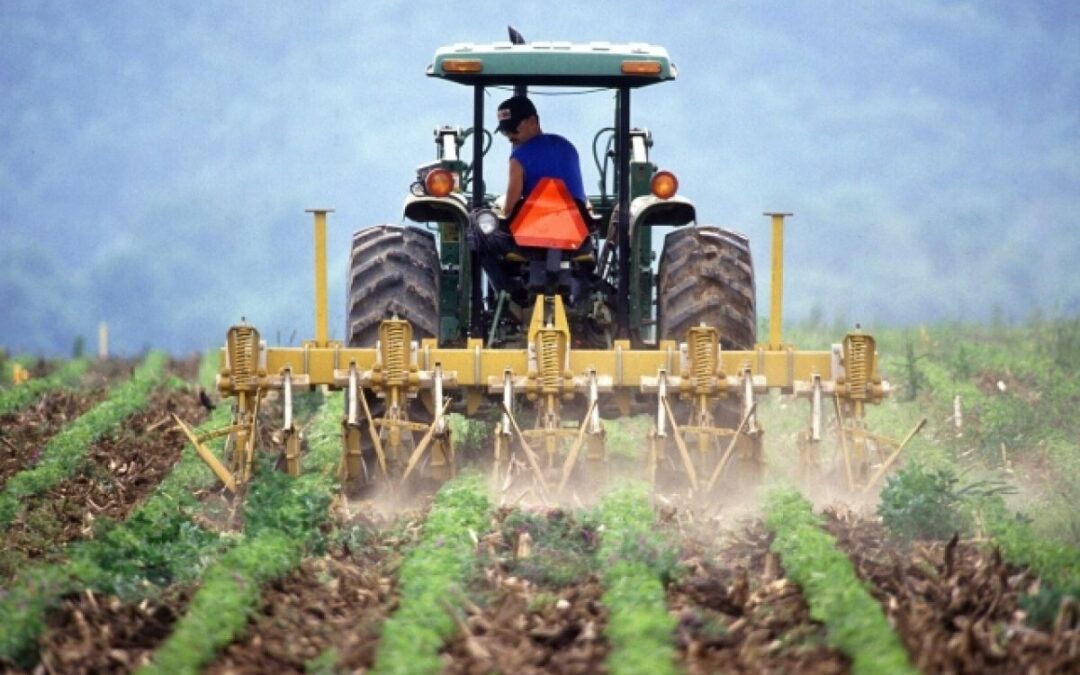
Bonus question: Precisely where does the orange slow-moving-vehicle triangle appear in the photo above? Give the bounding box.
[509,178,589,250]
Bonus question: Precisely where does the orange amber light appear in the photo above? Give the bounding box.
[442,59,483,73]
[621,60,662,75]
[425,169,455,197]
[650,171,678,199]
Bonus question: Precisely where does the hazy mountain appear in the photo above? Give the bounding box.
[2,1,1077,355]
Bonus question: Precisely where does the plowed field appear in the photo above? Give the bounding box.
[1,359,1078,674]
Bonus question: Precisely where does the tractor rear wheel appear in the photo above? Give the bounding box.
[347,225,440,346]
[346,225,441,490]
[657,226,756,349]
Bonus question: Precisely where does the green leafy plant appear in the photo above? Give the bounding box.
[499,508,599,586]
[764,488,915,675]
[0,403,234,667]
[980,497,1080,629]
[879,462,1014,541]
[596,483,679,675]
[371,474,491,675]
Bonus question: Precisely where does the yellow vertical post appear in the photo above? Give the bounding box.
[764,212,792,350]
[306,209,334,347]
[97,321,109,360]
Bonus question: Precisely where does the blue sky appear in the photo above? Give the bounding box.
[2,1,1078,355]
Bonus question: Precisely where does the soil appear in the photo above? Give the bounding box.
[669,517,850,675]
[822,505,1080,674]
[30,586,193,674]
[203,507,416,674]
[0,387,209,576]
[0,388,108,489]
[442,507,610,674]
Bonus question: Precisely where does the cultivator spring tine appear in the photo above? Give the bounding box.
[347,364,387,481]
[655,370,668,438]
[704,402,758,492]
[282,369,300,476]
[661,394,699,492]
[834,396,857,492]
[557,398,599,494]
[493,370,514,484]
[742,369,759,435]
[499,401,551,497]
[400,397,453,485]
[172,414,238,493]
[810,375,823,442]
[861,417,927,495]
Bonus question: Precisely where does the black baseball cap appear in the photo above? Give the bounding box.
[496,95,537,133]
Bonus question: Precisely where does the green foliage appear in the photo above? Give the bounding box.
[140,391,341,675]
[596,484,680,583]
[139,531,302,675]
[447,412,491,463]
[879,462,1015,542]
[1020,581,1080,631]
[1037,315,1080,372]
[602,415,653,461]
[980,496,1080,628]
[305,647,343,675]
[0,564,80,666]
[0,357,88,415]
[596,483,678,675]
[0,404,234,666]
[994,514,1080,588]
[900,333,928,401]
[764,488,915,675]
[196,349,220,391]
[499,508,599,586]
[0,352,165,529]
[372,474,491,675]
[878,462,966,540]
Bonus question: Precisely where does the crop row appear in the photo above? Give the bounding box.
[595,484,678,675]
[372,474,491,675]
[141,391,343,674]
[0,358,89,416]
[763,488,915,675]
[0,401,232,666]
[0,352,167,530]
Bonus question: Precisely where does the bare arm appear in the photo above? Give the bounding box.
[503,158,524,216]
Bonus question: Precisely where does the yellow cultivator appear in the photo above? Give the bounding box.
[180,211,919,500]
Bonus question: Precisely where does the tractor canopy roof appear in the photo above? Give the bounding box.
[427,41,677,88]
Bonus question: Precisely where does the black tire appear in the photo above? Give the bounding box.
[657,226,756,349]
[346,225,440,347]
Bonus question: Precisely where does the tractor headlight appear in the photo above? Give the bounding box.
[472,208,499,235]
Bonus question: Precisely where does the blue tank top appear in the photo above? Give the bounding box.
[511,133,586,203]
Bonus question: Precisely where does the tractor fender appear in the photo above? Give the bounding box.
[403,192,471,226]
[628,194,696,230]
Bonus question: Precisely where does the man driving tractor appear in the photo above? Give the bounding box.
[478,94,591,307]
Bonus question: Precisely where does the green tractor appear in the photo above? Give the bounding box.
[346,36,756,357]
[183,33,906,500]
